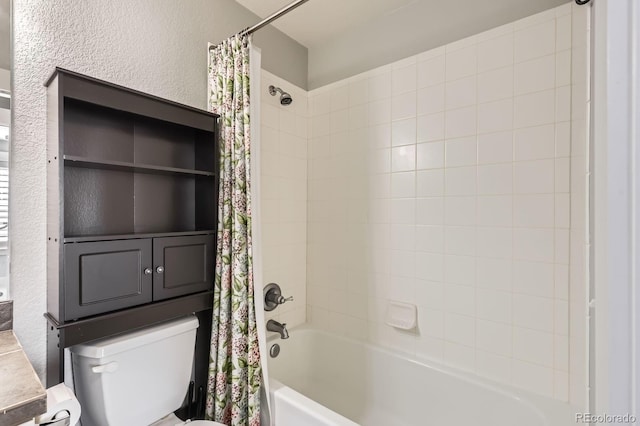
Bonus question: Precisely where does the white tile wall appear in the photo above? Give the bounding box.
[260,70,308,329]
[305,2,586,402]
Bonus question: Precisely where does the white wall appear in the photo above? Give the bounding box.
[592,0,639,417]
[307,3,588,402]
[307,0,569,88]
[11,0,307,379]
[260,70,308,329]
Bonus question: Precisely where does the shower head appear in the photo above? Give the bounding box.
[280,92,293,105]
[269,85,293,106]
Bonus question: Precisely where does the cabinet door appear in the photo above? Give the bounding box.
[64,239,153,321]
[152,235,214,301]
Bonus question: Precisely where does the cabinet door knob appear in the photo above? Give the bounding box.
[144,268,152,275]
[156,266,165,274]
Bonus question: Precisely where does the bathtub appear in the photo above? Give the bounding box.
[268,327,574,426]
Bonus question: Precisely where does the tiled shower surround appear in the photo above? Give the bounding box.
[258,2,588,407]
[260,71,309,329]
[304,3,587,404]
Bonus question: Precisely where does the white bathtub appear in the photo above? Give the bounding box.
[268,327,574,426]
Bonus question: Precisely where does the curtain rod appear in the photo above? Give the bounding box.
[209,0,310,49]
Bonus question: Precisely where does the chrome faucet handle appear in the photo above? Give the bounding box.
[278,295,294,303]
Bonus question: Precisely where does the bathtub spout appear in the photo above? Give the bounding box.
[267,320,289,339]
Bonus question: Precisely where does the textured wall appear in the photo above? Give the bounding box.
[11,0,307,379]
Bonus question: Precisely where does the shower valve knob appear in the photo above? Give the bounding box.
[264,283,293,311]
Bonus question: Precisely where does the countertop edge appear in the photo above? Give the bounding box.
[0,330,47,426]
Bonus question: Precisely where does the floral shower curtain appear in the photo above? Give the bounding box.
[206,34,261,426]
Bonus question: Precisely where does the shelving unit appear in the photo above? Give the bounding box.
[59,94,217,240]
[45,69,219,411]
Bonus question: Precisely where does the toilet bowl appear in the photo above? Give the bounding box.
[70,316,223,426]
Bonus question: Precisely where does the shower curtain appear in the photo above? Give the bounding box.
[206,34,261,426]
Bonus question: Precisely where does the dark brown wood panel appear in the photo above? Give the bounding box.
[194,129,217,173]
[64,239,152,321]
[133,173,196,233]
[134,117,196,170]
[153,235,214,301]
[45,292,213,386]
[64,230,215,243]
[63,99,134,162]
[63,156,216,177]
[59,71,215,131]
[195,176,217,231]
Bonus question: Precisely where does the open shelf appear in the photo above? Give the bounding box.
[60,96,218,239]
[63,97,217,173]
[64,229,216,243]
[64,155,216,177]
[64,166,217,237]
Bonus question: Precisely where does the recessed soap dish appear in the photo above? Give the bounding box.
[385,300,417,330]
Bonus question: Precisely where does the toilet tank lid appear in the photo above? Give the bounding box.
[70,315,199,359]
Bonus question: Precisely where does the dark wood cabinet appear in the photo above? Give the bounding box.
[45,69,219,401]
[47,69,219,321]
[62,234,215,320]
[64,239,153,320]
[153,234,215,301]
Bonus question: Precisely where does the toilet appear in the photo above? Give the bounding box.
[70,315,225,426]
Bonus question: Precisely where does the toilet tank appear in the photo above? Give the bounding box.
[70,315,199,426]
